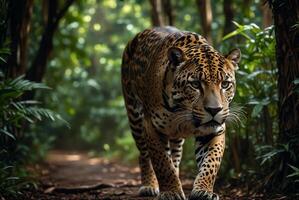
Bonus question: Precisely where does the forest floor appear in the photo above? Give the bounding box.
[23,150,294,200]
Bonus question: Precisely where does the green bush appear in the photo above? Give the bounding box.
[221,22,277,181]
[0,74,65,198]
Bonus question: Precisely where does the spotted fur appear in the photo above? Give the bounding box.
[121,27,241,200]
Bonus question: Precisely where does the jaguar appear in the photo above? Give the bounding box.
[121,26,241,200]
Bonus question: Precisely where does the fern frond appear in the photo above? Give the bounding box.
[7,75,50,91]
[25,107,69,127]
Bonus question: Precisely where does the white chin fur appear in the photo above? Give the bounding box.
[196,123,225,135]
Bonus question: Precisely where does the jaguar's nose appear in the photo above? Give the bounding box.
[204,107,223,117]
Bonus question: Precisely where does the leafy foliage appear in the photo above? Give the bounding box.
[0,75,65,138]
[287,165,299,182]
[221,22,278,180]
[0,74,65,198]
[0,163,36,198]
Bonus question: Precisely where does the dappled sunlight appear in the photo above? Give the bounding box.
[87,158,101,165]
[47,151,82,163]
[65,154,82,161]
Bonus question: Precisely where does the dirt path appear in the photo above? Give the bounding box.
[24,151,156,199]
[25,151,291,200]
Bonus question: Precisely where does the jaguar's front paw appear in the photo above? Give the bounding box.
[189,190,219,200]
[157,191,186,200]
[138,185,159,197]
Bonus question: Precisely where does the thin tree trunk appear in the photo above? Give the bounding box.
[263,106,273,145]
[5,0,24,77]
[231,135,241,174]
[19,0,33,76]
[223,0,234,36]
[162,0,174,26]
[261,2,272,28]
[0,0,8,47]
[149,0,164,27]
[25,0,75,100]
[196,0,213,44]
[5,0,33,77]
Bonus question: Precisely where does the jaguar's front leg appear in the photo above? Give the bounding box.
[170,138,185,176]
[144,119,185,200]
[189,133,225,200]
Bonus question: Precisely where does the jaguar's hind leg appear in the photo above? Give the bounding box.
[143,120,185,200]
[122,86,159,197]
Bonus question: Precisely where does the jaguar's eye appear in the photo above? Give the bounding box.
[190,81,201,89]
[221,81,231,89]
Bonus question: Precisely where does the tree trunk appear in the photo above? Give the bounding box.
[19,0,33,75]
[261,2,272,28]
[231,135,241,174]
[4,0,33,78]
[273,1,299,143]
[162,0,174,26]
[149,0,164,27]
[25,0,75,100]
[270,0,299,190]
[263,106,273,145]
[0,0,8,47]
[196,0,213,44]
[223,0,234,36]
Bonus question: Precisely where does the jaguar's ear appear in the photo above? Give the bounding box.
[226,48,241,70]
[167,47,185,68]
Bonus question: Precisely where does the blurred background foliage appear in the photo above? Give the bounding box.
[1,0,298,198]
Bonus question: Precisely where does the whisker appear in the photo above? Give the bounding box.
[226,103,246,127]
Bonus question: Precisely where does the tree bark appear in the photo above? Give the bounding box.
[196,0,213,44]
[149,0,164,27]
[261,2,272,28]
[4,0,33,78]
[272,0,299,142]
[0,0,8,46]
[25,0,74,83]
[231,135,241,174]
[162,0,174,26]
[19,0,33,76]
[270,0,299,190]
[24,0,75,100]
[263,106,273,145]
[223,0,234,36]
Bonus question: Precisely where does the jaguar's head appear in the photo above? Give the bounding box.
[166,41,241,135]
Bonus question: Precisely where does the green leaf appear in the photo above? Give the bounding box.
[222,21,253,41]
[0,56,7,63]
[293,78,299,85]
[0,129,16,140]
[251,104,263,117]
[0,89,22,101]
[287,165,299,178]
